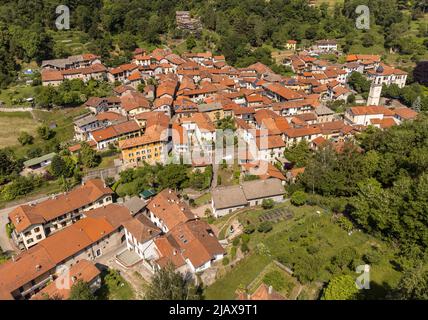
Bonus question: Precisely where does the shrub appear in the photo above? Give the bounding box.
[241,242,250,253]
[263,271,288,291]
[337,216,354,232]
[5,223,14,239]
[321,275,360,300]
[261,199,274,209]
[244,224,255,234]
[230,246,237,260]
[293,255,319,283]
[255,243,270,256]
[307,245,319,255]
[291,191,307,206]
[363,251,381,265]
[222,257,230,266]
[189,199,195,207]
[258,221,273,233]
[232,237,240,246]
[18,131,34,146]
[241,234,250,244]
[37,125,55,140]
[331,247,358,271]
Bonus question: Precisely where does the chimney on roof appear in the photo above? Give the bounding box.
[35,265,42,271]
[268,286,273,295]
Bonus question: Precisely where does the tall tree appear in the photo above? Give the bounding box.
[145,264,202,300]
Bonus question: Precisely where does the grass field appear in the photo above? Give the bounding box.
[0,85,38,107]
[205,203,402,300]
[0,112,39,148]
[1,107,86,157]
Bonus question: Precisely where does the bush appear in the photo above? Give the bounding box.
[258,221,273,233]
[321,275,360,300]
[363,251,381,265]
[293,255,319,283]
[241,234,250,244]
[336,216,354,232]
[1,175,43,201]
[37,125,55,140]
[243,224,255,234]
[263,271,288,292]
[261,199,274,209]
[291,191,307,206]
[331,247,358,271]
[232,237,240,246]
[222,257,230,266]
[18,131,34,145]
[255,243,270,256]
[5,223,14,239]
[241,242,250,254]
[307,245,319,255]
[230,246,237,260]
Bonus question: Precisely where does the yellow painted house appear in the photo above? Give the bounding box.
[119,126,169,165]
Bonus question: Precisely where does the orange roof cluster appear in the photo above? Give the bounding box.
[9,179,114,233]
[120,91,150,112]
[266,83,304,101]
[237,284,286,300]
[148,189,196,231]
[31,260,101,300]
[349,106,395,116]
[1,204,132,299]
[91,120,141,142]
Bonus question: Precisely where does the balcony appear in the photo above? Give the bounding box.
[21,275,53,297]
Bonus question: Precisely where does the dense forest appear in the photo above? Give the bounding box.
[0,0,427,88]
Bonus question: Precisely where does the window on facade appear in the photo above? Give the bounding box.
[24,231,31,237]
[27,238,34,244]
[36,235,42,240]
[34,227,40,233]
[95,249,102,257]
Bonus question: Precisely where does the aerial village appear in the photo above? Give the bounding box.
[0,37,419,301]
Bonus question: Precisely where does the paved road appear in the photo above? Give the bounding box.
[0,195,53,253]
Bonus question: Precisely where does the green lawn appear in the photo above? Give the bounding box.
[4,107,86,158]
[194,192,211,207]
[96,269,135,300]
[0,111,39,148]
[0,85,38,107]
[205,203,402,300]
[205,254,271,300]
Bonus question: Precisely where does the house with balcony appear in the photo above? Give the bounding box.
[8,179,114,250]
